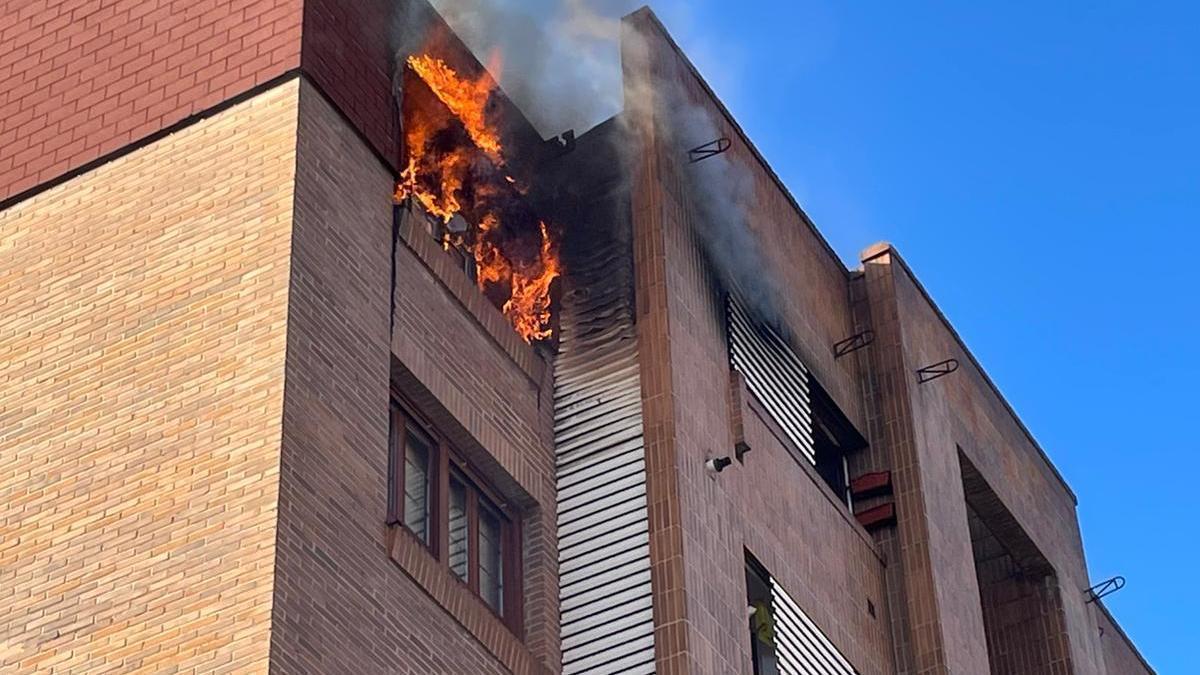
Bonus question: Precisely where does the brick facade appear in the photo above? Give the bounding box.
[0,1,1154,674]
[264,78,558,675]
[621,8,1151,675]
[623,10,891,674]
[0,80,300,672]
[0,0,302,204]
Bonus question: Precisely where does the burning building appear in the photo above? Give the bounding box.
[0,1,1152,675]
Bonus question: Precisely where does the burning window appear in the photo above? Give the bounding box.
[394,54,560,343]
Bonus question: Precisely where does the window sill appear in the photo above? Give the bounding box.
[386,525,549,675]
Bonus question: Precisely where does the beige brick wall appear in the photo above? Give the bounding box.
[0,80,300,673]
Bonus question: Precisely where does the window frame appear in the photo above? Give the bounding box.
[388,394,524,635]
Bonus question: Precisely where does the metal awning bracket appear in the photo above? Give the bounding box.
[834,330,875,358]
[917,358,959,384]
[688,137,731,163]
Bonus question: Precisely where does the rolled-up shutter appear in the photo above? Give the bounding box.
[770,576,858,675]
[554,235,656,675]
[726,295,815,464]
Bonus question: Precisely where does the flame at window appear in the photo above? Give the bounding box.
[395,54,560,343]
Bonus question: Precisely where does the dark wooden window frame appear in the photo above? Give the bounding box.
[388,394,524,635]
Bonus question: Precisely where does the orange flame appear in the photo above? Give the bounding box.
[395,54,560,343]
[502,221,559,342]
[406,54,503,164]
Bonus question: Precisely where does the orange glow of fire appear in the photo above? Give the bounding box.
[394,54,560,343]
[406,54,503,164]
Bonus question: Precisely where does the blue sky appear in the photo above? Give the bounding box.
[656,0,1197,670]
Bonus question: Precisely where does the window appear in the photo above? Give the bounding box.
[447,470,469,581]
[810,379,867,509]
[401,423,433,543]
[745,557,781,675]
[745,552,859,675]
[726,293,866,508]
[388,398,522,630]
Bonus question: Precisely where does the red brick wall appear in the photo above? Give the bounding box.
[0,0,302,203]
[623,11,893,674]
[267,79,558,674]
[852,255,949,673]
[300,0,398,166]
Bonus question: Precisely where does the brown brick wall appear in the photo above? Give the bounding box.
[856,245,1121,674]
[0,80,300,672]
[0,0,302,203]
[619,12,865,433]
[390,215,560,669]
[622,17,693,673]
[883,248,1106,674]
[300,0,398,168]
[967,504,1073,674]
[624,11,893,674]
[267,78,558,674]
[854,252,965,674]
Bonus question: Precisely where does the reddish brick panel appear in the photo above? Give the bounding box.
[882,248,1109,674]
[854,254,956,674]
[968,505,1073,674]
[0,0,302,203]
[619,10,866,433]
[271,78,502,674]
[396,206,547,384]
[622,17,693,675]
[301,0,398,168]
[389,529,550,675]
[392,199,560,670]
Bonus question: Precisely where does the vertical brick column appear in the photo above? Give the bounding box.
[622,15,693,675]
[858,247,953,674]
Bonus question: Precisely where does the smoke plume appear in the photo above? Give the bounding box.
[392,0,781,323]
[403,0,649,135]
[620,24,783,325]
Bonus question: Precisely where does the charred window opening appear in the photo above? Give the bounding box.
[393,52,560,343]
[387,396,524,631]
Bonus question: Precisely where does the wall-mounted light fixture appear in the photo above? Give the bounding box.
[705,456,733,474]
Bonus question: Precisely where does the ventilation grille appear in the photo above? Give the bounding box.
[726,295,815,464]
[553,236,655,675]
[770,577,858,675]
